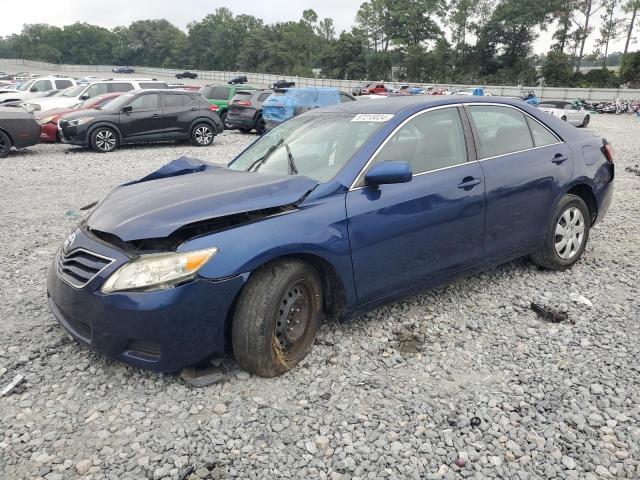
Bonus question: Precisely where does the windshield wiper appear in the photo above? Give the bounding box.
[285,143,298,175]
[247,138,283,172]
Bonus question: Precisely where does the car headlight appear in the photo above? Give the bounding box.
[38,115,56,125]
[68,117,94,127]
[101,247,218,293]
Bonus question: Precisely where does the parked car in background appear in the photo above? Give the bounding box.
[59,90,223,152]
[228,75,248,85]
[36,93,123,142]
[199,84,257,128]
[112,66,136,74]
[352,82,374,96]
[457,87,492,96]
[273,80,295,89]
[0,76,77,104]
[32,79,169,112]
[262,87,352,128]
[361,83,389,95]
[47,96,613,377]
[0,106,40,158]
[226,89,273,134]
[538,100,590,127]
[176,71,198,79]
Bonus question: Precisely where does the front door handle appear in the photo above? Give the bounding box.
[457,177,481,190]
[151,113,161,118]
[552,154,568,164]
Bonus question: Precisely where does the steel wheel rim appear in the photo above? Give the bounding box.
[275,280,313,354]
[96,130,115,151]
[555,207,585,260]
[195,126,212,145]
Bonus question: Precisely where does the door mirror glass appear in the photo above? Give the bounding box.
[365,161,412,186]
[121,105,133,113]
[79,94,90,100]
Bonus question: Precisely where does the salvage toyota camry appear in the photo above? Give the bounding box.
[47,96,614,377]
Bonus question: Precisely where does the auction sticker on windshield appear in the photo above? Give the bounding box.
[351,114,394,122]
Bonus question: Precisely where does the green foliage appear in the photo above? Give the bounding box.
[0,1,632,87]
[620,51,640,86]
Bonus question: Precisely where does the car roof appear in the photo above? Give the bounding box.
[319,95,529,115]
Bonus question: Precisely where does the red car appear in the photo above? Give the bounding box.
[35,93,122,142]
[361,83,389,95]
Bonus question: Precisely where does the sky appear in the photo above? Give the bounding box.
[0,0,635,55]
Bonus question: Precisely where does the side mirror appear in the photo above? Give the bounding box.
[79,94,90,100]
[30,87,39,92]
[121,105,132,113]
[364,161,412,186]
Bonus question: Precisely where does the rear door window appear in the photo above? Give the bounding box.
[163,94,182,108]
[109,83,134,93]
[54,79,73,90]
[257,92,271,102]
[128,93,160,111]
[32,80,53,92]
[467,106,534,158]
[182,94,196,106]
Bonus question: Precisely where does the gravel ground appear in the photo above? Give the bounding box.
[0,115,639,480]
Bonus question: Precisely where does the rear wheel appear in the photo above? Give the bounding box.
[530,194,590,270]
[232,259,323,377]
[219,111,230,130]
[90,127,118,153]
[255,116,266,135]
[0,130,11,158]
[191,123,214,146]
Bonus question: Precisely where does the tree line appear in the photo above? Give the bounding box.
[1,0,639,88]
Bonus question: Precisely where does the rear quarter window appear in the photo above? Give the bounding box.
[55,79,73,89]
[109,83,134,93]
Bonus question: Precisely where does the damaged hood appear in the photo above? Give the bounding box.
[87,161,318,241]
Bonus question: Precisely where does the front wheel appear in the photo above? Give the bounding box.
[0,130,11,158]
[219,111,230,130]
[232,259,323,377]
[530,194,590,270]
[90,127,118,153]
[580,115,590,128]
[191,123,214,146]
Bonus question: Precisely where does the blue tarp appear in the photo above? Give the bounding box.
[263,88,341,124]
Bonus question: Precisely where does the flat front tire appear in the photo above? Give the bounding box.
[0,130,10,158]
[90,127,118,153]
[530,194,590,270]
[191,123,214,146]
[232,259,323,377]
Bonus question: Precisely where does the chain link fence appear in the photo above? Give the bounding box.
[2,58,639,102]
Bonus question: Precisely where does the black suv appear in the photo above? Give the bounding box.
[59,90,224,153]
[226,89,273,134]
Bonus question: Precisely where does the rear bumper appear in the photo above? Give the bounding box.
[226,113,256,129]
[593,176,613,226]
[13,121,40,148]
[46,228,246,372]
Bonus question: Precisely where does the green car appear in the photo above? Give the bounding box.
[198,84,258,129]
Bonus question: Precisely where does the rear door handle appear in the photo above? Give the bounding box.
[457,177,481,190]
[190,107,198,111]
[552,154,568,164]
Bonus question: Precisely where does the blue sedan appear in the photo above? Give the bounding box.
[47,96,614,377]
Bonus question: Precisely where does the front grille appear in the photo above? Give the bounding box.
[126,340,161,360]
[57,248,114,289]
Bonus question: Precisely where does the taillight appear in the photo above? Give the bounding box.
[208,104,219,111]
[235,101,252,107]
[601,139,613,162]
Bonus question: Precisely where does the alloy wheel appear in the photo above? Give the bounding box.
[555,207,585,260]
[0,137,6,156]
[195,126,213,145]
[95,130,116,151]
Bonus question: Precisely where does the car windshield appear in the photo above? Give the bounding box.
[101,93,136,111]
[61,85,86,98]
[228,113,385,182]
